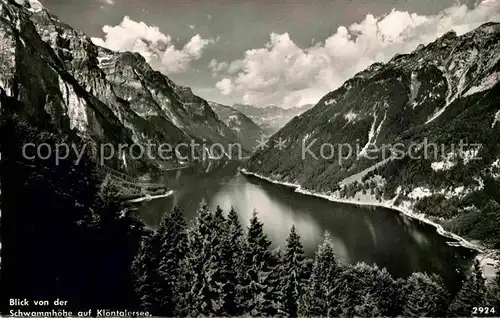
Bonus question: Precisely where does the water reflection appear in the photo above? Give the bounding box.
[211,177,323,254]
[135,164,475,288]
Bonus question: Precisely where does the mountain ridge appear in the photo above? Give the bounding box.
[246,21,500,248]
[233,103,314,135]
[0,0,243,172]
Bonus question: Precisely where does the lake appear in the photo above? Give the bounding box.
[134,161,475,289]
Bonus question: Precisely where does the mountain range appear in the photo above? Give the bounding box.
[233,103,314,135]
[2,0,499,249]
[0,0,249,172]
[246,22,500,248]
[0,0,315,171]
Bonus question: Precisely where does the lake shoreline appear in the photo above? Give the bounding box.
[126,190,174,203]
[240,168,499,281]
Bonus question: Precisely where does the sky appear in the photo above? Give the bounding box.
[38,0,500,108]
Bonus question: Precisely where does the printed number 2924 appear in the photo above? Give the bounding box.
[472,307,496,315]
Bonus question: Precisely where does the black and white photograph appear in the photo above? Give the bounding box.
[1,0,500,317]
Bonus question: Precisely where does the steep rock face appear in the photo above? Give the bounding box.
[0,0,241,171]
[233,103,313,135]
[209,101,263,151]
[246,22,500,247]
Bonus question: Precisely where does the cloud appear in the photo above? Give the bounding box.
[215,0,500,108]
[188,24,196,30]
[91,16,214,74]
[209,59,229,76]
[216,78,234,95]
[209,59,244,76]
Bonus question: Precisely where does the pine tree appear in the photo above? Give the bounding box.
[299,232,341,316]
[449,259,487,316]
[337,263,369,316]
[281,225,307,317]
[402,272,449,317]
[241,210,277,316]
[206,205,232,315]
[156,207,188,316]
[181,200,216,316]
[213,205,226,235]
[182,202,237,316]
[339,263,400,316]
[372,266,402,316]
[216,207,246,315]
[267,246,285,316]
[131,207,188,315]
[131,233,161,313]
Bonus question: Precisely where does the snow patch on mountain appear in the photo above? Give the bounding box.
[359,108,386,157]
[465,72,500,97]
[14,0,43,12]
[359,109,378,157]
[374,111,386,140]
[97,54,114,69]
[27,0,43,12]
[344,111,359,123]
[325,98,336,106]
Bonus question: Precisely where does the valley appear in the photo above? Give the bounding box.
[1,0,500,316]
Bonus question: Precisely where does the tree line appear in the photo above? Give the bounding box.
[133,203,500,317]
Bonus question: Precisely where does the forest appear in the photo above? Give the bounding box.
[133,203,500,317]
[0,113,499,317]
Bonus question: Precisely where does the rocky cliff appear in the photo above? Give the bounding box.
[0,0,241,171]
